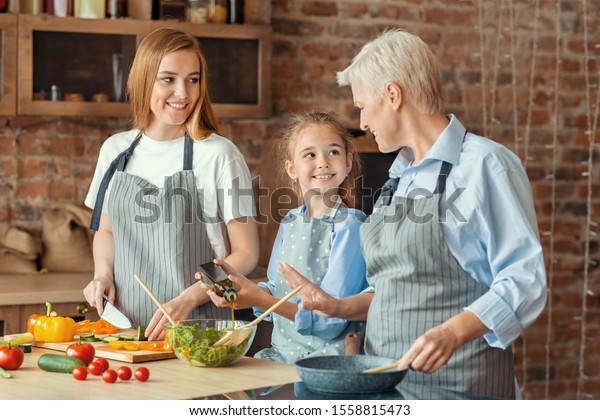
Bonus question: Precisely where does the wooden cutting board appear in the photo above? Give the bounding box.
[4,330,176,363]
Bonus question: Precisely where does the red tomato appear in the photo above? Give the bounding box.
[134,366,150,382]
[72,365,87,380]
[117,366,132,381]
[102,369,118,383]
[87,361,103,376]
[66,341,95,365]
[0,346,24,370]
[95,357,109,372]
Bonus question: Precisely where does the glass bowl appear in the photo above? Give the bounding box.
[165,319,256,367]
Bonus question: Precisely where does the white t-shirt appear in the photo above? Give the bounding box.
[85,130,256,258]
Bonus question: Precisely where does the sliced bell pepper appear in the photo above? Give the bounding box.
[75,319,117,335]
[109,341,139,351]
[139,341,171,352]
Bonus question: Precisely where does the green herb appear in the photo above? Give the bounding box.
[168,325,249,367]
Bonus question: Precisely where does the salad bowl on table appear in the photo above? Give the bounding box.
[165,319,257,367]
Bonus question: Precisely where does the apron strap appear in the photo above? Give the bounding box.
[89,132,142,231]
[378,177,400,207]
[433,161,453,195]
[183,132,194,170]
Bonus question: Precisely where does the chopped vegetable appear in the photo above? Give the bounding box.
[109,341,139,351]
[0,367,12,379]
[136,325,147,341]
[139,341,171,352]
[75,319,117,335]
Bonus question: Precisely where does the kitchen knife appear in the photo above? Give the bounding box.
[101,297,132,329]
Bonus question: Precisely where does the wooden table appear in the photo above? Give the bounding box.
[0,347,301,400]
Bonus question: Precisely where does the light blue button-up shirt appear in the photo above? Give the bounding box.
[381,114,547,349]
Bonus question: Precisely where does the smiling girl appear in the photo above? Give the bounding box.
[206,111,368,363]
[83,28,259,340]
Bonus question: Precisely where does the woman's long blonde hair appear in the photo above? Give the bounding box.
[127,27,219,139]
[277,111,361,208]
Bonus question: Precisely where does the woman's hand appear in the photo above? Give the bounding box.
[200,259,271,310]
[83,275,115,317]
[144,284,204,341]
[396,311,489,373]
[395,324,460,373]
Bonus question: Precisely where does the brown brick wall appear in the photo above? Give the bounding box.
[1,0,599,399]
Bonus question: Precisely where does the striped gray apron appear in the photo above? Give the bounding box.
[361,161,515,399]
[90,131,229,326]
[255,199,364,364]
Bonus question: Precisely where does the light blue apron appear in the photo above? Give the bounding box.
[255,198,364,364]
[90,131,229,326]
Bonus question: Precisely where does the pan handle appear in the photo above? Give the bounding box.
[345,332,361,355]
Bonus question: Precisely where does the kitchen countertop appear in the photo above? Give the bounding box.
[0,347,301,400]
[0,273,90,305]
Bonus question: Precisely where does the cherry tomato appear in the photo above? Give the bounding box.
[87,361,103,376]
[66,341,95,365]
[134,366,150,382]
[102,369,118,383]
[117,366,132,381]
[72,365,87,380]
[95,357,109,372]
[0,345,24,370]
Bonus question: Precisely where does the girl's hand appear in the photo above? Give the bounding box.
[83,275,115,317]
[205,259,270,310]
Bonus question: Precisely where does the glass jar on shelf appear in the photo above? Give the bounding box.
[186,0,208,24]
[208,0,227,24]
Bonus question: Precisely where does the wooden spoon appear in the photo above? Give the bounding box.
[362,362,399,373]
[212,285,302,347]
[134,274,177,326]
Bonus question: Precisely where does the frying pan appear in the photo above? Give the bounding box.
[294,355,407,394]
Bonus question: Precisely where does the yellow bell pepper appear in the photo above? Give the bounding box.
[30,302,76,342]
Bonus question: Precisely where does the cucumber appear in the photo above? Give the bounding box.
[80,336,101,342]
[136,325,147,341]
[78,333,94,339]
[37,354,86,373]
[102,335,120,343]
[117,334,134,341]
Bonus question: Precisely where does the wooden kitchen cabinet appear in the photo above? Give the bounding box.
[0,273,99,335]
[17,14,271,119]
[0,13,17,116]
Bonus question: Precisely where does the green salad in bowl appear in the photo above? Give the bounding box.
[165,319,256,367]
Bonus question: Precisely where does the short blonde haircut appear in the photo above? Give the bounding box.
[337,29,444,115]
[277,111,361,209]
[127,27,218,139]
